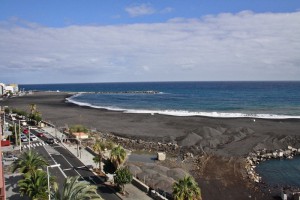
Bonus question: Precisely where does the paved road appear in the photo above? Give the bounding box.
[52,145,120,200]
[33,146,66,192]
[33,138,120,199]
[5,117,120,200]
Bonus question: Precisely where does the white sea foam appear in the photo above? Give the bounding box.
[66,94,300,119]
[124,109,300,119]
[66,94,126,111]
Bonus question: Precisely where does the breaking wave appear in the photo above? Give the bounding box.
[66,94,300,119]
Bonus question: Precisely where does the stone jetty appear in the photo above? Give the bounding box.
[76,90,161,95]
[245,146,300,183]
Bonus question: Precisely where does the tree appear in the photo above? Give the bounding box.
[172,176,202,200]
[28,111,42,125]
[12,150,49,173]
[12,108,27,118]
[4,107,10,114]
[92,140,106,171]
[114,167,133,194]
[8,124,20,145]
[93,156,101,170]
[18,170,55,200]
[28,104,42,125]
[110,145,127,170]
[52,176,102,200]
[105,140,116,150]
[30,103,37,114]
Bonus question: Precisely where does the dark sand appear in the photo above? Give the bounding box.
[2,92,300,199]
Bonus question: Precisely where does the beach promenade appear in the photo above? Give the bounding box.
[43,127,152,200]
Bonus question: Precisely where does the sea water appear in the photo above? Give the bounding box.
[21,81,300,119]
[256,157,300,187]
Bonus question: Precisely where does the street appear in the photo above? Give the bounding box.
[30,134,121,200]
[4,116,120,200]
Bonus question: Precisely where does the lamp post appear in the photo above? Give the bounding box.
[28,126,31,150]
[47,164,60,200]
[14,122,17,149]
[61,136,82,158]
[77,139,82,158]
[19,120,22,152]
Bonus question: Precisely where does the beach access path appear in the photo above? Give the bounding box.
[43,127,153,200]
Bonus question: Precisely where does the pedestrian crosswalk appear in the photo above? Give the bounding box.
[22,142,48,149]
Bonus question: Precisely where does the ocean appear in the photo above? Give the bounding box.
[20,81,300,119]
[256,157,300,187]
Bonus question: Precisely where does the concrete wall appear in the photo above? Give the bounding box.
[131,177,149,193]
[131,177,169,200]
[150,190,168,200]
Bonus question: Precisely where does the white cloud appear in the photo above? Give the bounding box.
[160,7,173,14]
[0,11,300,83]
[125,4,155,17]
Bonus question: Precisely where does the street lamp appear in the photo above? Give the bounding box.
[61,134,82,158]
[28,126,31,150]
[47,164,61,200]
[18,120,22,152]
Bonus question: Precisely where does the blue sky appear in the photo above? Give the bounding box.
[0,1,300,83]
[1,0,299,26]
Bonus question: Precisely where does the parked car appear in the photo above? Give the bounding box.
[45,138,55,144]
[23,129,29,134]
[36,132,44,137]
[30,135,38,141]
[20,120,27,126]
[21,136,28,142]
[3,154,18,161]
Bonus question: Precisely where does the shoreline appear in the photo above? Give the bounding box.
[65,92,300,120]
[2,91,300,200]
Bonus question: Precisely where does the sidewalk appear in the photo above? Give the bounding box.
[43,127,153,200]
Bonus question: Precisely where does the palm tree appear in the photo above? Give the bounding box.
[93,156,101,171]
[110,145,127,170]
[92,140,106,171]
[52,176,102,200]
[105,140,116,150]
[18,170,56,200]
[172,176,202,200]
[30,103,37,114]
[12,150,49,173]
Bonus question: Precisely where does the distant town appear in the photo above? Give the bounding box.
[0,83,27,99]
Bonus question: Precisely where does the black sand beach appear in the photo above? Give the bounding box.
[2,92,300,199]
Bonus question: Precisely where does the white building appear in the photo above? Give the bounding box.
[5,86,14,94]
[0,83,5,96]
[8,84,19,93]
[4,83,19,95]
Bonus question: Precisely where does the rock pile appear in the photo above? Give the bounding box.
[245,146,300,183]
[101,132,182,156]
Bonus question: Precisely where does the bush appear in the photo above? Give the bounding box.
[4,107,10,114]
[114,167,133,193]
[69,124,88,133]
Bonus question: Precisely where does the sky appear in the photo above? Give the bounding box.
[0,1,300,84]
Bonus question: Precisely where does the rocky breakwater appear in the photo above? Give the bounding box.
[95,90,160,94]
[245,146,300,183]
[99,132,199,160]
